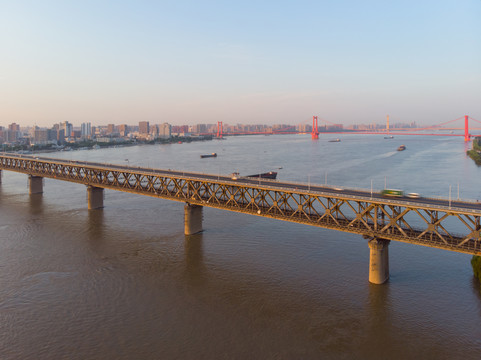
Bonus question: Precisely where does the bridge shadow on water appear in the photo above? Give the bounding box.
[87,209,105,246]
[357,283,397,358]
[183,233,206,286]
[28,193,43,216]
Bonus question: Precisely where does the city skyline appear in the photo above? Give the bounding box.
[1,117,424,147]
[1,0,480,127]
[1,117,420,131]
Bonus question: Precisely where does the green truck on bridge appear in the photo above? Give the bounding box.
[381,189,404,197]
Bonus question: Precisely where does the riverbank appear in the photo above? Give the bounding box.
[467,136,481,165]
[472,256,481,283]
[1,135,214,155]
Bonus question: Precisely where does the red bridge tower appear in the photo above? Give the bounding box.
[311,116,319,139]
[465,115,470,142]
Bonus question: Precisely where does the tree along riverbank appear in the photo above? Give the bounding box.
[1,135,213,155]
[472,256,481,284]
[467,137,481,165]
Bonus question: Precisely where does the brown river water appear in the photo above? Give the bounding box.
[1,134,481,359]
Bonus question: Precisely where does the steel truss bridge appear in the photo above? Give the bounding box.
[1,154,480,257]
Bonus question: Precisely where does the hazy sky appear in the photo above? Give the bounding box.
[1,0,480,127]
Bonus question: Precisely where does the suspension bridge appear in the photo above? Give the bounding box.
[209,115,481,140]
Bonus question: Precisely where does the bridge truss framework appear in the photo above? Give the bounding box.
[1,155,480,257]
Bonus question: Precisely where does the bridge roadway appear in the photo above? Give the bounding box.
[36,155,481,212]
[1,153,480,283]
[2,153,477,208]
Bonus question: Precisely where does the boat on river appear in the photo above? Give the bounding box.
[200,153,217,158]
[328,138,341,142]
[397,145,406,151]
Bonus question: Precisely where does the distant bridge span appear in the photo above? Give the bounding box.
[1,154,480,284]
[210,115,481,140]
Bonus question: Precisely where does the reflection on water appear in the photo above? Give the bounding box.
[464,140,471,155]
[473,276,481,300]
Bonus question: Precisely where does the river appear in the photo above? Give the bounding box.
[1,134,480,359]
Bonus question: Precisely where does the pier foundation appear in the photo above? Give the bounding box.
[368,238,390,284]
[28,175,43,194]
[87,186,104,209]
[184,203,203,235]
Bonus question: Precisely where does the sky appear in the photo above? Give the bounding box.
[0,0,480,127]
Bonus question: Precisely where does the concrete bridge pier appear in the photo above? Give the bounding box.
[184,203,203,235]
[28,175,43,194]
[368,238,390,284]
[87,185,104,209]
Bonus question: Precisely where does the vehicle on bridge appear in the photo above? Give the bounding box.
[246,171,277,180]
[381,189,404,197]
[230,171,278,180]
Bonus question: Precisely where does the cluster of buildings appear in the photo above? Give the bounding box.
[346,121,418,131]
[0,120,419,148]
[0,121,174,147]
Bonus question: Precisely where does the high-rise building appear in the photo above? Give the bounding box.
[158,123,171,139]
[60,121,73,139]
[150,124,159,137]
[6,123,20,142]
[57,129,66,144]
[47,129,57,141]
[33,127,48,144]
[107,124,115,135]
[81,122,92,139]
[8,123,20,132]
[118,124,129,137]
[139,121,149,135]
[4,130,15,143]
[192,124,207,134]
[298,124,312,133]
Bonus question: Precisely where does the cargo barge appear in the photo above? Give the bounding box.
[200,153,217,158]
